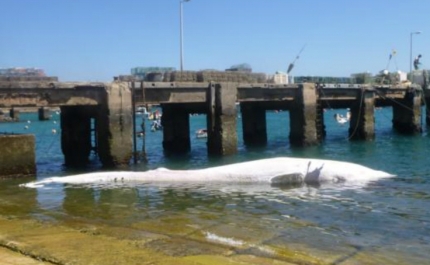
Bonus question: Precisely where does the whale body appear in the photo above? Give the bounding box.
[20,157,394,189]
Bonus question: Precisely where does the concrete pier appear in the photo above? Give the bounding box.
[96,82,133,167]
[207,83,238,155]
[289,83,320,146]
[241,102,267,146]
[349,89,375,140]
[38,106,51,121]
[60,106,94,167]
[9,108,19,121]
[316,98,326,139]
[161,104,191,154]
[0,134,36,178]
[0,79,427,169]
[58,83,134,168]
[426,95,430,127]
[392,87,422,134]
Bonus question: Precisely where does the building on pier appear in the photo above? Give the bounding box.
[267,71,289,84]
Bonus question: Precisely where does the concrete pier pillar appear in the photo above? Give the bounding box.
[423,90,430,127]
[161,104,191,154]
[60,106,93,167]
[240,102,267,146]
[96,82,133,167]
[392,87,422,134]
[289,83,320,146]
[139,118,147,161]
[38,107,51,121]
[9,108,19,121]
[207,83,238,155]
[348,89,375,140]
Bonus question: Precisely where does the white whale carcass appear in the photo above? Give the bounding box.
[20,157,394,188]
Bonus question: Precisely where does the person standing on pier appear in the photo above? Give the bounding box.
[413,54,422,70]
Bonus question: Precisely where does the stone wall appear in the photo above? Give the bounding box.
[197,71,266,83]
[168,71,199,82]
[159,71,267,83]
[0,134,36,178]
[0,76,58,82]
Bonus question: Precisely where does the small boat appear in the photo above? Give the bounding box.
[196,129,208,138]
[334,113,350,124]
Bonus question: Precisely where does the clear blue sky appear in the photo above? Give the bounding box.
[1,0,428,81]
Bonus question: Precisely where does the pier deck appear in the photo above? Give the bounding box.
[0,80,417,107]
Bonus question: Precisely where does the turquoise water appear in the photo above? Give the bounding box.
[1,108,430,264]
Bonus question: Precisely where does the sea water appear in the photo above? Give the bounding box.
[0,108,429,264]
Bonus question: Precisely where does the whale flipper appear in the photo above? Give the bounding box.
[271,173,305,186]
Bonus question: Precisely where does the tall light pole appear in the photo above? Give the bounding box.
[410,31,421,73]
[180,0,190,72]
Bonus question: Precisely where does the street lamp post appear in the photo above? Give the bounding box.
[180,0,190,72]
[410,31,421,73]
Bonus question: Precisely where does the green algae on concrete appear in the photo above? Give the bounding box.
[0,247,49,265]
[0,217,197,265]
[0,216,300,265]
[132,214,199,236]
[0,215,415,265]
[0,134,36,178]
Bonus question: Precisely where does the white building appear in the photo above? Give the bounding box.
[269,71,289,84]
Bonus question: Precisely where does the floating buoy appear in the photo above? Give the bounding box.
[27,120,31,124]
[24,125,29,129]
[52,129,57,134]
